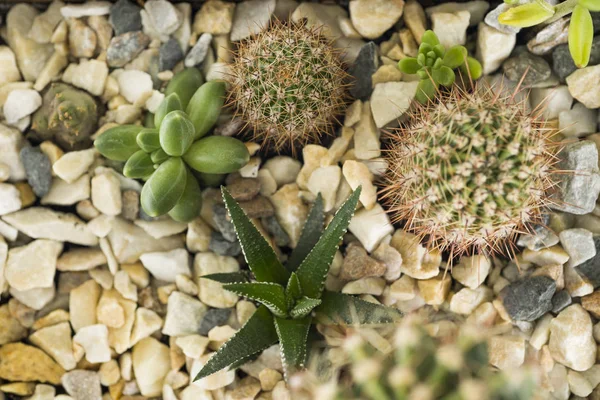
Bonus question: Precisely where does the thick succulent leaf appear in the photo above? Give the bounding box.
[224,282,288,317]
[287,194,324,272]
[432,66,456,87]
[202,271,251,284]
[316,291,402,326]
[285,272,303,310]
[459,56,483,80]
[94,125,142,161]
[290,297,322,319]
[168,168,202,223]
[397,57,421,74]
[183,136,250,174]
[222,187,289,285]
[497,0,555,27]
[569,5,594,68]
[165,68,204,110]
[580,0,600,11]
[296,188,361,299]
[154,93,182,128]
[150,148,169,164]
[415,78,438,104]
[442,45,467,69]
[194,306,278,381]
[123,150,155,179]
[159,110,196,156]
[421,30,440,46]
[140,157,186,217]
[186,81,226,139]
[274,316,312,378]
[136,128,161,153]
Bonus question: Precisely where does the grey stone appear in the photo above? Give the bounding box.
[61,370,102,400]
[213,204,237,242]
[109,0,142,36]
[349,42,379,101]
[19,146,52,197]
[107,31,151,68]
[575,236,600,287]
[230,0,276,42]
[553,37,600,82]
[199,308,231,336]
[184,33,212,68]
[517,215,559,251]
[503,52,551,86]
[159,38,184,72]
[559,228,596,268]
[551,289,572,314]
[262,215,290,247]
[209,232,242,257]
[552,141,600,215]
[484,3,520,34]
[500,276,556,321]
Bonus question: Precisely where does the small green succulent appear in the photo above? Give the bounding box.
[95,69,250,222]
[398,30,483,103]
[499,0,599,68]
[194,187,401,380]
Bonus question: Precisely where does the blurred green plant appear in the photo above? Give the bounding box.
[397,30,483,103]
[194,188,401,381]
[95,69,250,222]
[499,0,599,68]
[291,318,538,400]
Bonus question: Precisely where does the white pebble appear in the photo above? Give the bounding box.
[3,89,42,124]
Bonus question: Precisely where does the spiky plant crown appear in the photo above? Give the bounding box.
[290,318,538,400]
[228,21,348,152]
[381,83,559,258]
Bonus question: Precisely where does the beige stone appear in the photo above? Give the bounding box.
[132,337,171,397]
[70,280,101,332]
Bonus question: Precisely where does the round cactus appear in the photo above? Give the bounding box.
[381,83,559,257]
[228,21,348,152]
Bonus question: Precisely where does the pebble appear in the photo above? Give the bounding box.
[97,294,125,328]
[262,215,290,247]
[530,85,573,119]
[132,337,171,397]
[29,384,56,400]
[185,33,213,67]
[140,248,191,283]
[0,342,65,384]
[549,304,596,371]
[227,178,261,202]
[91,172,122,216]
[349,0,405,40]
[418,275,452,305]
[307,166,341,212]
[349,42,379,101]
[340,243,387,281]
[107,32,151,68]
[174,3,192,53]
[391,230,441,279]
[186,217,212,253]
[430,11,470,48]
[0,46,22,87]
[0,124,27,182]
[566,65,600,108]
[194,0,236,34]
[500,276,556,321]
[230,0,276,41]
[0,304,27,345]
[67,19,97,59]
[29,322,76,371]
[552,141,600,215]
[61,2,111,18]
[109,0,142,36]
[348,205,394,254]
[552,289,572,313]
[176,334,209,359]
[370,81,418,128]
[484,3,519,34]
[269,184,308,247]
[69,280,101,332]
[211,204,236,242]
[0,183,21,215]
[559,228,596,268]
[52,148,95,184]
[263,156,302,187]
[176,274,198,296]
[62,60,108,96]
[553,37,600,81]
[209,232,242,257]
[487,335,525,370]
[502,52,552,86]
[6,239,62,291]
[558,103,597,138]
[476,22,516,75]
[144,0,182,35]
[239,196,274,219]
[134,219,187,239]
[576,236,600,286]
[130,307,163,346]
[199,308,231,336]
[159,38,184,72]
[195,252,240,308]
[162,291,207,336]
[117,69,153,104]
[425,1,489,26]
[342,160,377,210]
[449,286,493,315]
[121,190,140,220]
[19,147,52,198]
[528,17,569,56]
[192,352,236,390]
[582,291,600,318]
[342,277,386,296]
[4,89,42,125]
[451,255,491,289]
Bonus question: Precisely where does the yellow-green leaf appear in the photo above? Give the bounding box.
[442,46,468,69]
[94,125,142,161]
[159,110,195,156]
[140,157,186,217]
[398,57,420,74]
[421,30,440,47]
[123,150,154,179]
[579,0,600,11]
[498,0,555,27]
[569,5,594,68]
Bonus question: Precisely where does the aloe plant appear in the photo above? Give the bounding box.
[397,30,483,103]
[194,187,401,381]
[499,0,599,68]
[95,70,250,222]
